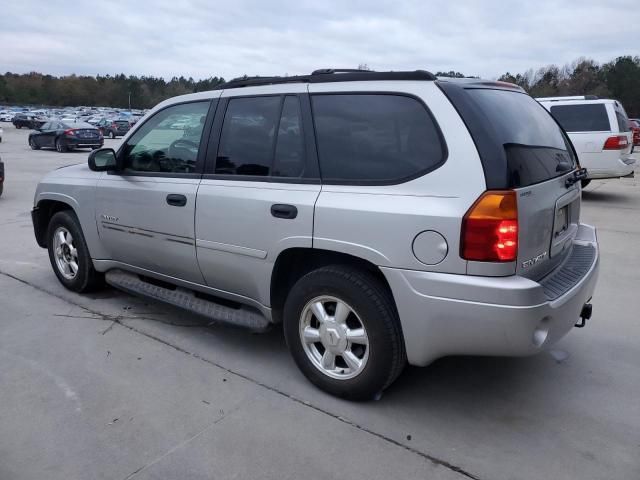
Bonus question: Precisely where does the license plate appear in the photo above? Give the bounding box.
[554,205,568,238]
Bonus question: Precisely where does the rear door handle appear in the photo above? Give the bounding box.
[271,204,298,219]
[166,194,187,207]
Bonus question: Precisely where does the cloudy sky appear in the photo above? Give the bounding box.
[1,0,638,81]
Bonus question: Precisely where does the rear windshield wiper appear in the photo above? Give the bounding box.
[565,168,588,187]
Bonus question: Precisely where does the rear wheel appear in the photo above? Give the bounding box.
[581,179,591,188]
[109,131,116,139]
[15,125,22,129]
[283,265,406,400]
[55,138,68,153]
[47,210,103,292]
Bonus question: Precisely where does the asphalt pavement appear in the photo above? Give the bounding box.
[0,125,638,480]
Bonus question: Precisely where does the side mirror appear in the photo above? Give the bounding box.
[88,148,119,172]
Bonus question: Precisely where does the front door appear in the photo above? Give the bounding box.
[95,99,216,284]
[196,90,321,306]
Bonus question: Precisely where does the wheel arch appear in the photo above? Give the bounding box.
[32,197,78,247]
[270,247,396,323]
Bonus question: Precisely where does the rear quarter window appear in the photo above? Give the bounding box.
[549,104,610,132]
[311,94,446,184]
[614,109,630,132]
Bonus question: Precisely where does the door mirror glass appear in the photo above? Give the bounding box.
[88,148,118,171]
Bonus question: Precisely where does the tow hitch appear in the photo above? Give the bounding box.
[575,303,593,328]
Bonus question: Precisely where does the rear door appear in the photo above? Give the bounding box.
[42,122,60,148]
[195,86,321,306]
[33,122,51,147]
[444,86,581,279]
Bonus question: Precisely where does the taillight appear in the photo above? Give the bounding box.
[64,129,76,136]
[461,190,518,262]
[603,135,629,150]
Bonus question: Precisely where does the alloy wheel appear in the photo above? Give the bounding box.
[52,226,79,280]
[299,295,369,380]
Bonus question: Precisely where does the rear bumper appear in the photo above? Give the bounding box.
[65,137,103,148]
[586,156,635,179]
[382,223,599,366]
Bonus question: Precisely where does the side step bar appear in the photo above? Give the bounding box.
[105,269,270,332]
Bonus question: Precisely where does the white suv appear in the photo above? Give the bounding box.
[537,96,635,186]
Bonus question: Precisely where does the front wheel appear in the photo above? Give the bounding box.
[29,137,40,150]
[283,265,406,400]
[581,179,591,188]
[47,210,103,292]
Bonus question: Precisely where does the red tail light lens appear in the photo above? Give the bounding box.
[461,190,518,262]
[64,129,76,136]
[603,135,629,150]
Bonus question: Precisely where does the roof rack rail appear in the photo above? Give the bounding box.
[311,68,371,75]
[536,95,599,102]
[217,69,437,89]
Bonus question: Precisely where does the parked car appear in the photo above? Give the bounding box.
[13,113,45,129]
[629,119,640,147]
[0,157,4,197]
[28,121,103,152]
[96,119,131,138]
[537,96,635,187]
[31,70,599,399]
[0,112,15,122]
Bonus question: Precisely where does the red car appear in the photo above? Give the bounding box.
[629,119,640,147]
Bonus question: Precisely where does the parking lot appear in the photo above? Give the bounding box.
[0,124,638,479]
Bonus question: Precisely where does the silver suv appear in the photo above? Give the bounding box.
[31,69,600,399]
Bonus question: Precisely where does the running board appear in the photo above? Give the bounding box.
[105,269,270,331]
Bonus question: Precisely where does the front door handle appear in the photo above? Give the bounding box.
[166,194,187,207]
[271,204,298,219]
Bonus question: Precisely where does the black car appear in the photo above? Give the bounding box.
[28,121,104,152]
[13,113,45,129]
[97,119,131,138]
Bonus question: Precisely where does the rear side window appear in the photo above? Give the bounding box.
[311,94,445,183]
[549,104,610,132]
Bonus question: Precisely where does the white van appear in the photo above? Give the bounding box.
[537,96,635,186]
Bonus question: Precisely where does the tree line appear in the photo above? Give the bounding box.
[0,73,225,110]
[1,55,638,116]
[497,56,640,117]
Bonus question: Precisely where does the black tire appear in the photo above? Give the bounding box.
[46,210,103,293]
[29,137,40,150]
[0,183,3,197]
[581,179,591,188]
[55,138,68,153]
[109,131,116,139]
[15,125,22,129]
[283,265,406,400]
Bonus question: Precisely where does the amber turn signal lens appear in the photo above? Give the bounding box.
[461,190,518,262]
